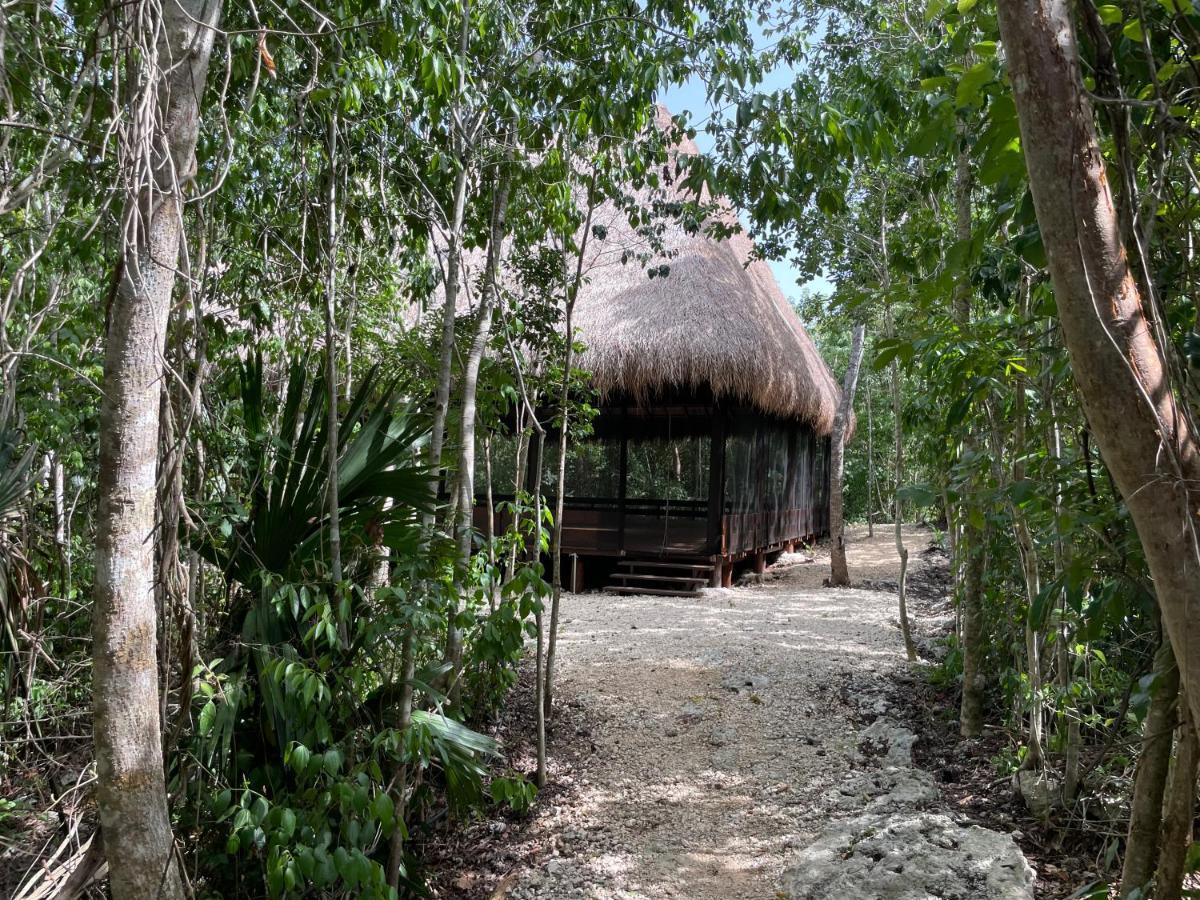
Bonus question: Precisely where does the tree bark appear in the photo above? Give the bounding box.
[426,168,470,525]
[323,104,343,591]
[995,0,1200,736]
[953,113,987,737]
[531,430,547,787]
[865,380,875,539]
[829,323,865,587]
[545,181,598,718]
[1157,689,1200,900]
[876,205,916,663]
[93,1,220,896]
[445,170,511,691]
[386,627,416,890]
[1121,637,1179,895]
[1010,289,1044,769]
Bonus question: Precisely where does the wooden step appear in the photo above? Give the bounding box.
[611,573,709,585]
[617,560,713,572]
[603,585,703,598]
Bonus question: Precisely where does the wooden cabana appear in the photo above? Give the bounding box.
[478,107,844,594]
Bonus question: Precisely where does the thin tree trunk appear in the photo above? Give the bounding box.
[953,118,986,737]
[829,323,866,587]
[876,205,916,662]
[866,380,875,539]
[386,627,416,889]
[506,420,528,584]
[51,451,68,597]
[890,357,915,663]
[427,169,470,522]
[1121,637,1179,895]
[532,430,547,787]
[446,170,511,691]
[1045,382,1081,799]
[93,1,220,896]
[996,0,1200,736]
[545,181,597,718]
[322,102,346,654]
[425,5,474,522]
[484,434,497,610]
[1157,690,1199,900]
[1011,290,1044,769]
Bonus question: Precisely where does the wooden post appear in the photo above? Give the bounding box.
[709,561,723,588]
[617,407,628,554]
[706,410,726,555]
[754,551,766,575]
[722,561,733,588]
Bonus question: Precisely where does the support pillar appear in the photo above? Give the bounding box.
[572,555,584,593]
[754,551,766,575]
[710,561,723,589]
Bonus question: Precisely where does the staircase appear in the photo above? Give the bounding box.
[603,559,714,597]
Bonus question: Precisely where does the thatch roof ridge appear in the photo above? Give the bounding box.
[572,106,843,435]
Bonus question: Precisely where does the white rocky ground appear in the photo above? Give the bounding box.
[490,526,1034,899]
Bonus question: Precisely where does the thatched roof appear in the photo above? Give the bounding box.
[573,107,843,436]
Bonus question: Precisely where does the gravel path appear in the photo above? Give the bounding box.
[498,525,943,900]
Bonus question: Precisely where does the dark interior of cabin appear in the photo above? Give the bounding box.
[475,389,831,591]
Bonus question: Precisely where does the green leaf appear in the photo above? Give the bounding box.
[371,791,393,823]
[323,748,342,776]
[1096,3,1122,23]
[1123,19,1144,42]
[956,60,994,109]
[279,808,297,839]
[979,137,1024,186]
[957,0,978,11]
[897,483,937,507]
[1183,840,1200,873]
[251,795,269,825]
[198,700,217,736]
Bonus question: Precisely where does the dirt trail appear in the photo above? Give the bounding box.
[488,525,950,899]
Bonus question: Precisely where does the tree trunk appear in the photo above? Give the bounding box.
[1121,637,1179,895]
[446,170,511,692]
[323,106,343,591]
[426,168,470,524]
[953,113,987,738]
[829,323,866,587]
[884,302,917,663]
[93,1,220,896]
[1010,294,1044,769]
[531,430,548,787]
[545,183,597,718]
[866,380,875,539]
[1157,689,1200,900]
[876,205,916,663]
[386,626,416,890]
[1047,385,1081,799]
[506,421,528,584]
[995,0,1200,737]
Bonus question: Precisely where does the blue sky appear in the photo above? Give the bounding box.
[659,21,834,301]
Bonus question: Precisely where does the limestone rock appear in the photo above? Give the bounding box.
[781,812,1035,900]
[834,768,940,811]
[859,719,918,768]
[709,725,738,747]
[722,673,771,692]
[1012,769,1062,820]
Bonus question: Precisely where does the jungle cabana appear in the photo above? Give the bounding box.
[480,112,844,595]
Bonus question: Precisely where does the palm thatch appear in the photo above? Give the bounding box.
[573,107,842,436]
